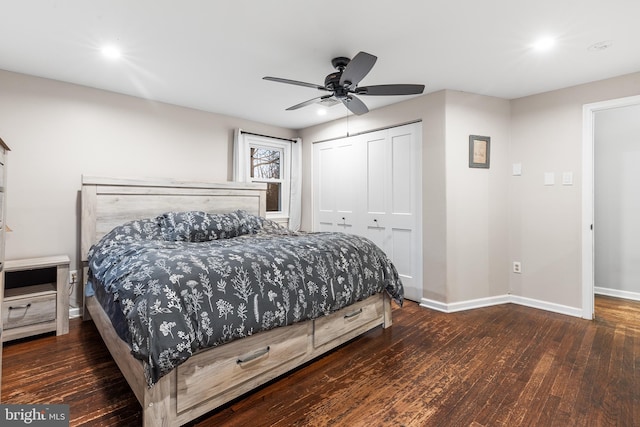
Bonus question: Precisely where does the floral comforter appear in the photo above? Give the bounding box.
[87,211,404,386]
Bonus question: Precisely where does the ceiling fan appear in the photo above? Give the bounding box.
[263,51,425,115]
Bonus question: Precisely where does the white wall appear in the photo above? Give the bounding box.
[0,69,296,309]
[303,71,640,314]
[510,71,640,310]
[594,104,640,295]
[444,91,511,303]
[301,92,449,302]
[300,90,511,305]
[4,65,640,317]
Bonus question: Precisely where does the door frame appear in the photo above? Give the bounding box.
[581,94,640,319]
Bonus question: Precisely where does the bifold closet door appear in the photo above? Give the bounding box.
[359,124,422,302]
[312,137,363,233]
[312,122,422,302]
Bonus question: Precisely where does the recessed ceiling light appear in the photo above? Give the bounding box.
[101,45,122,59]
[532,37,556,51]
[588,40,613,52]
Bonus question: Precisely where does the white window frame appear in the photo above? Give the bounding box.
[246,136,291,220]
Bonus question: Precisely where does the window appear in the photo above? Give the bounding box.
[234,129,301,230]
[246,137,291,218]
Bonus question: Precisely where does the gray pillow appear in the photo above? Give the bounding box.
[158,210,261,242]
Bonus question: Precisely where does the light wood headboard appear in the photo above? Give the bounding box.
[80,176,267,262]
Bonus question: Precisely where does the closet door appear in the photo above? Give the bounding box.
[360,123,422,301]
[312,137,363,233]
[359,129,387,249]
[312,123,422,302]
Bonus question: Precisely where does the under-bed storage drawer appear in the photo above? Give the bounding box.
[176,321,309,413]
[313,293,385,348]
[2,292,56,330]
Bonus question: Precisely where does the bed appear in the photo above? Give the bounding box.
[81,176,402,427]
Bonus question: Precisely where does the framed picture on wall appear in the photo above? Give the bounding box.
[469,135,490,168]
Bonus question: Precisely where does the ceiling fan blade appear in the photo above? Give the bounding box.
[286,94,334,111]
[263,76,328,91]
[339,51,377,89]
[342,95,369,115]
[356,84,425,96]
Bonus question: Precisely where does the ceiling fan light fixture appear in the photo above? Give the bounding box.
[318,97,340,107]
[264,51,425,115]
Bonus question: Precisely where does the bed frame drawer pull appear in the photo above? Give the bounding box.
[9,303,32,310]
[237,346,271,365]
[344,308,363,319]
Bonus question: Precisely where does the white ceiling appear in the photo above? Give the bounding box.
[2,1,639,130]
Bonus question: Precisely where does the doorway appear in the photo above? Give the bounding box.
[582,95,640,319]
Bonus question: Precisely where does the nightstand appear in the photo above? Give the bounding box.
[1,255,70,342]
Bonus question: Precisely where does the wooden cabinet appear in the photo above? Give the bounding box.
[1,255,70,342]
[0,137,9,401]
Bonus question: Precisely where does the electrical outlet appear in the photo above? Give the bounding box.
[69,270,78,284]
[513,262,522,274]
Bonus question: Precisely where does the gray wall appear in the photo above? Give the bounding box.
[509,72,640,309]
[0,69,296,309]
[444,91,511,303]
[304,71,640,314]
[300,90,512,305]
[3,65,640,317]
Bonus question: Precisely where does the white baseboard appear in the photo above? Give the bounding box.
[69,290,633,321]
[69,306,82,319]
[594,286,640,302]
[509,295,583,318]
[420,295,510,313]
[421,294,583,318]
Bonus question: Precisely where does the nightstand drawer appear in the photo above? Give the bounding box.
[2,255,70,342]
[2,293,57,330]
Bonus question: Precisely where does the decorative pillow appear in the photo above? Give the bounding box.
[158,210,263,242]
[87,218,164,260]
[234,210,263,234]
[256,217,297,236]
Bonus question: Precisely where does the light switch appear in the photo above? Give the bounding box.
[512,163,522,176]
[544,172,555,186]
[562,172,573,185]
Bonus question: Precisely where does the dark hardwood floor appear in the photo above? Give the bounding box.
[2,295,639,426]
